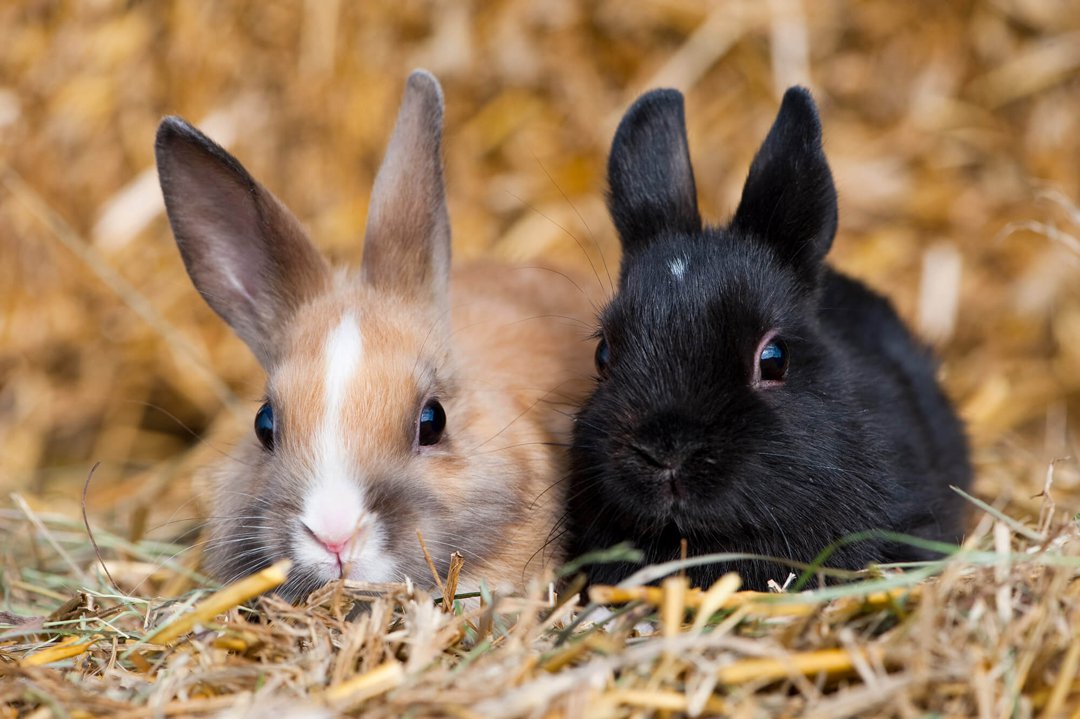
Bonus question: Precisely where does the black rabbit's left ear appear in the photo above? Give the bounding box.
[731,87,837,283]
[607,89,701,256]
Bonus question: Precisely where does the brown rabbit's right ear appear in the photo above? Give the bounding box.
[155,117,330,368]
[361,70,450,306]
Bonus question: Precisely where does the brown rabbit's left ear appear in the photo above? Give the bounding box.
[361,70,450,306]
[155,117,330,369]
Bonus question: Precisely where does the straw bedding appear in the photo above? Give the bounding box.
[2,1,1079,716]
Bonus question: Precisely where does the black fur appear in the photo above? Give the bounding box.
[567,87,971,590]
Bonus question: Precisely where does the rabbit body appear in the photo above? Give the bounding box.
[156,72,595,601]
[566,87,972,590]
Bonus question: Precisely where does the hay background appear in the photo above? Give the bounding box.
[1,2,1079,712]
[4,0,1079,530]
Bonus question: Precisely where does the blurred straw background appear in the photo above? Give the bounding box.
[5,0,1079,532]
[1,0,1080,712]
[3,0,1080,574]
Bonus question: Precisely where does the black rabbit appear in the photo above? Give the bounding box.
[566,87,971,590]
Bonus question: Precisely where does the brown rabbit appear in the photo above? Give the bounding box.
[155,71,597,601]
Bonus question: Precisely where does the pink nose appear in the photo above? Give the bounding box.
[321,537,349,555]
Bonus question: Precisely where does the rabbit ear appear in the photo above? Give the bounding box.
[607,88,701,256]
[731,87,837,283]
[156,117,330,368]
[361,70,450,306]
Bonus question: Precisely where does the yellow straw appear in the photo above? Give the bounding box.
[144,559,291,646]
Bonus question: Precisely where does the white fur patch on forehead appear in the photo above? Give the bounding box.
[668,255,689,280]
[323,313,363,412]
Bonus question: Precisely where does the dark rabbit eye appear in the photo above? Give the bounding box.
[418,399,446,446]
[594,338,611,378]
[757,337,789,384]
[255,402,275,451]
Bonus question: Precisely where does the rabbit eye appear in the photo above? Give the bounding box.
[418,399,446,446]
[594,338,611,378]
[757,337,788,385]
[255,401,275,451]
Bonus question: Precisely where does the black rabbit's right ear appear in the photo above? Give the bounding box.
[607,89,701,255]
[156,117,330,368]
[731,87,838,284]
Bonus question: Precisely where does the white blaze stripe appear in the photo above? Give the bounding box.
[302,313,365,546]
[323,313,363,423]
[296,312,397,583]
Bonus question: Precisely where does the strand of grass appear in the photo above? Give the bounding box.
[9,609,145,642]
[616,550,864,589]
[442,552,464,608]
[556,542,643,578]
[593,568,934,612]
[597,688,729,715]
[140,559,290,647]
[542,632,620,673]
[551,600,644,647]
[951,485,1046,541]
[715,646,892,685]
[81,613,141,642]
[448,638,495,679]
[110,694,252,719]
[323,659,406,709]
[690,573,743,632]
[661,575,689,643]
[432,591,482,605]
[21,633,105,666]
[788,529,965,591]
[590,585,813,618]
[416,530,445,596]
[81,462,123,594]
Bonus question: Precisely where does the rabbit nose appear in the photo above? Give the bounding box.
[633,413,702,470]
[631,441,691,471]
[320,537,350,555]
[303,523,356,556]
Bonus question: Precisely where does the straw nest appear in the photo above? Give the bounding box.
[2,1,1079,716]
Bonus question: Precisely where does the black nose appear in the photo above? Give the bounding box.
[631,411,704,474]
[631,441,689,471]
